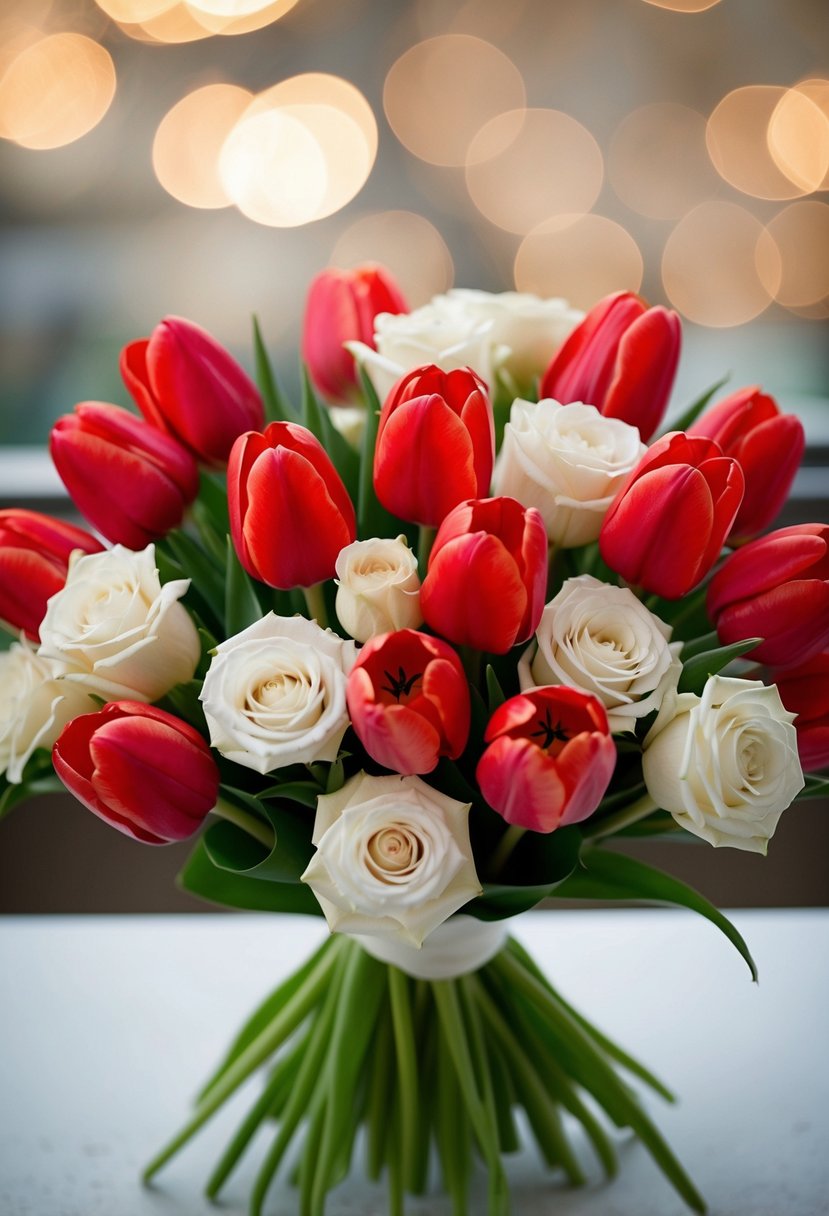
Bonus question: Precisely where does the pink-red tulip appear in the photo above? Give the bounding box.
[53,701,219,844]
[0,509,102,641]
[347,629,470,775]
[540,291,681,442]
[476,686,615,832]
[121,316,264,465]
[302,264,408,404]
[707,524,829,668]
[373,365,494,526]
[50,402,200,549]
[420,497,547,653]
[599,431,744,599]
[775,653,829,772]
[688,387,804,540]
[228,421,356,589]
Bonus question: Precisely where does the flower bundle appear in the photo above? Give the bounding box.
[2,269,827,1216]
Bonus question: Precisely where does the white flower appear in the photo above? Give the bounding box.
[519,575,681,733]
[493,399,646,547]
[37,544,200,702]
[0,640,97,783]
[642,674,804,854]
[335,536,422,643]
[301,771,481,947]
[200,613,356,774]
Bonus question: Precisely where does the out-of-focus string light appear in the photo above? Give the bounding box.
[767,87,829,195]
[608,102,714,220]
[113,0,299,41]
[331,210,454,305]
[0,33,116,150]
[218,109,328,228]
[641,0,721,11]
[789,79,829,189]
[94,0,177,19]
[706,86,812,200]
[514,214,643,308]
[758,201,829,315]
[152,83,253,209]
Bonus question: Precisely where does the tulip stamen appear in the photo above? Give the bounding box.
[530,708,570,752]
[381,666,423,701]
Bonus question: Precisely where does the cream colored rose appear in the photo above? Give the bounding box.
[642,675,804,854]
[37,544,200,702]
[493,399,646,547]
[0,640,97,782]
[335,536,422,643]
[200,613,356,774]
[519,575,681,733]
[301,771,481,947]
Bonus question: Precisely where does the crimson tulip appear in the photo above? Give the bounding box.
[688,387,804,540]
[302,264,408,404]
[373,365,494,526]
[121,316,263,465]
[775,653,829,772]
[540,291,681,442]
[347,629,470,775]
[707,524,829,668]
[228,421,356,590]
[0,509,102,641]
[420,497,547,653]
[53,701,219,844]
[476,686,615,832]
[599,432,744,599]
[50,402,200,549]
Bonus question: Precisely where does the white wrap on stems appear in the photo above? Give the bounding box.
[350,914,508,980]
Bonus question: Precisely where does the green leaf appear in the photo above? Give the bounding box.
[663,374,729,436]
[225,537,263,636]
[208,787,314,884]
[467,825,582,919]
[795,774,829,802]
[678,637,763,695]
[258,780,322,808]
[485,665,507,713]
[0,766,63,822]
[164,530,225,606]
[157,679,206,732]
[178,836,321,914]
[253,315,298,423]
[298,364,361,502]
[356,365,402,540]
[680,630,719,661]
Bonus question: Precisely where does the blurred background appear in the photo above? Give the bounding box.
[1,0,827,910]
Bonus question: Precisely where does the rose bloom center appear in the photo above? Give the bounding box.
[365,824,423,880]
[81,582,136,630]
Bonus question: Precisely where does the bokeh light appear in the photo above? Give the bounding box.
[0,33,116,150]
[113,0,299,40]
[330,210,454,305]
[767,86,829,194]
[219,108,329,228]
[789,79,829,188]
[706,86,810,200]
[118,5,210,43]
[94,0,177,19]
[152,84,253,209]
[608,102,714,220]
[514,214,643,308]
[759,201,829,314]
[642,0,721,11]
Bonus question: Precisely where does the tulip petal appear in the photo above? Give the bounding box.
[541,292,645,406]
[477,735,569,831]
[730,414,804,537]
[355,699,442,774]
[0,549,64,640]
[374,395,478,526]
[716,580,829,668]
[707,524,829,614]
[422,532,527,652]
[602,307,681,441]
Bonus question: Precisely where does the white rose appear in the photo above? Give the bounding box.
[493,399,646,547]
[301,771,481,947]
[0,640,97,783]
[37,544,200,702]
[200,613,356,774]
[642,674,804,854]
[335,536,422,643]
[519,575,681,733]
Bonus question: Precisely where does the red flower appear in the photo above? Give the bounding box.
[540,291,681,442]
[121,316,264,465]
[302,264,408,404]
[420,497,547,653]
[707,524,829,668]
[373,365,494,526]
[347,629,470,775]
[53,702,219,845]
[476,686,615,832]
[0,509,102,641]
[599,431,744,598]
[228,421,356,590]
[775,653,829,772]
[688,387,804,540]
[50,402,199,549]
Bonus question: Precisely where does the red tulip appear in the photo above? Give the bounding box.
[707,524,829,668]
[540,291,681,442]
[347,629,470,775]
[688,387,805,540]
[599,431,744,599]
[0,509,103,641]
[121,316,264,465]
[228,421,356,590]
[53,701,219,844]
[50,402,200,549]
[373,365,495,526]
[476,686,615,832]
[420,497,547,653]
[302,264,408,404]
[775,653,829,772]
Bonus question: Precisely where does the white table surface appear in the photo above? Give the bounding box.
[1,909,827,1216]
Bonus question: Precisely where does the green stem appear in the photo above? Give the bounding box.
[211,798,274,851]
[302,581,328,627]
[417,524,436,571]
[459,645,482,688]
[488,824,526,877]
[582,793,658,841]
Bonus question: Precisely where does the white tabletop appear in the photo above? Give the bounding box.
[1,909,827,1216]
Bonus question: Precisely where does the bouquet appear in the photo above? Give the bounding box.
[2,265,827,1216]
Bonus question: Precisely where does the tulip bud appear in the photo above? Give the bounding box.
[0,509,103,641]
[347,629,470,775]
[420,497,548,654]
[373,365,495,527]
[775,653,829,772]
[121,316,264,466]
[599,432,745,599]
[228,421,356,590]
[540,291,681,442]
[335,536,422,643]
[302,264,408,404]
[53,701,219,844]
[476,686,616,832]
[707,524,829,668]
[688,387,805,541]
[49,402,200,550]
